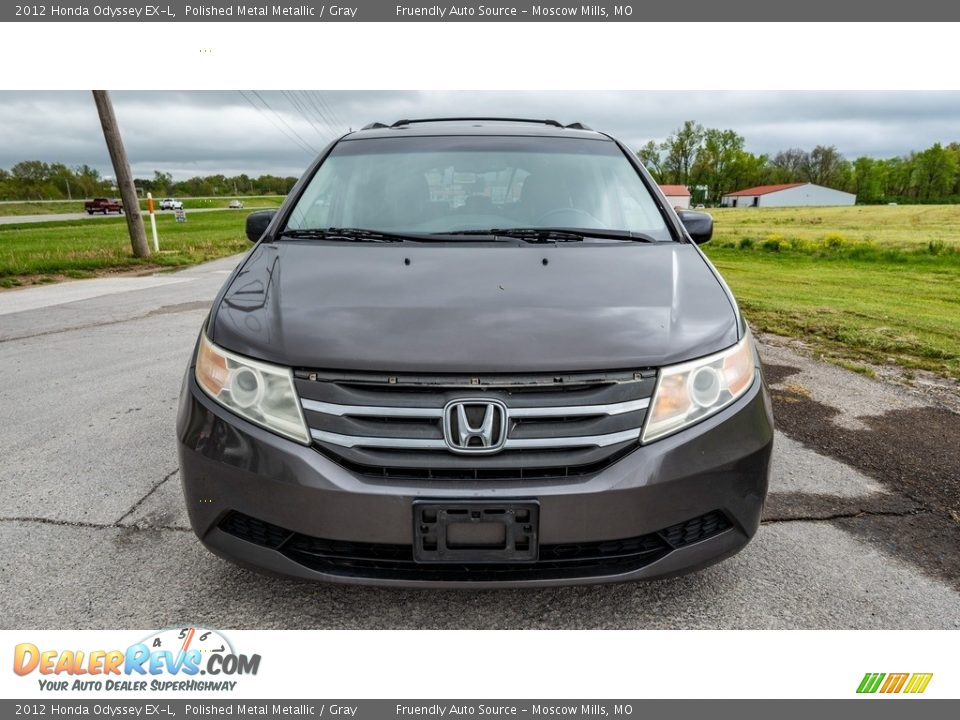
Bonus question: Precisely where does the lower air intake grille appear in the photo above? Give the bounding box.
[218,510,732,582]
[659,511,732,548]
[219,511,290,549]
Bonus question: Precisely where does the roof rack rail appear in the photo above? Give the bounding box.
[361,122,390,130]
[390,117,565,128]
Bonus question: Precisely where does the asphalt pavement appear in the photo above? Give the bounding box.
[1,256,958,629]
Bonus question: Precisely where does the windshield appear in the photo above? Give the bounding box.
[285,136,673,241]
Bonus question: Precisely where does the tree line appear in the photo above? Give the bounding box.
[639,120,960,205]
[4,132,960,205]
[0,162,298,201]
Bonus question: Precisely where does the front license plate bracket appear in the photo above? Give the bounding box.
[413,500,539,563]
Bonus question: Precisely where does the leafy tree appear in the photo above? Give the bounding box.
[660,121,704,185]
[803,145,848,187]
[153,171,173,195]
[692,129,745,202]
[912,143,957,201]
[637,141,663,181]
[770,148,808,183]
[852,157,886,203]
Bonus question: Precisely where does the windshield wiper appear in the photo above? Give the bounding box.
[444,227,659,243]
[281,227,509,243]
[280,227,412,242]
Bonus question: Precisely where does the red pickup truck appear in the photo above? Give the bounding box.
[84,198,123,215]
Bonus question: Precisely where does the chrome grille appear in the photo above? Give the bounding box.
[295,369,656,479]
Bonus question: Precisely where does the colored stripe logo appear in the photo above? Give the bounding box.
[857,673,933,694]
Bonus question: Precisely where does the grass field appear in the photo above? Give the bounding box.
[1,204,958,381]
[702,205,960,380]
[0,210,250,284]
[710,205,960,251]
[0,195,286,216]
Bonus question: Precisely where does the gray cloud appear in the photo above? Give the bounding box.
[1,90,958,180]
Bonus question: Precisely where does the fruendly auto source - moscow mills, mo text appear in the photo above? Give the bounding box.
[23,5,335,18]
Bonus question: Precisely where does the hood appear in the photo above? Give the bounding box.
[210,241,738,373]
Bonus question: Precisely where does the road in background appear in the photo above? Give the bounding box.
[0,257,957,629]
[0,207,256,225]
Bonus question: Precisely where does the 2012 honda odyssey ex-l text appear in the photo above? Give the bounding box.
[176,118,774,587]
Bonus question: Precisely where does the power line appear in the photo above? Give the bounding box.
[295,90,335,137]
[306,90,342,133]
[282,90,330,143]
[238,90,315,155]
[310,90,348,134]
[245,90,319,155]
[251,90,319,153]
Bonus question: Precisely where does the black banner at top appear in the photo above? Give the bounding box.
[4,0,957,22]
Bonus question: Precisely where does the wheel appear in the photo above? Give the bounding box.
[86,210,93,215]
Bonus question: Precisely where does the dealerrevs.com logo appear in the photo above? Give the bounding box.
[13,627,261,692]
[857,673,933,695]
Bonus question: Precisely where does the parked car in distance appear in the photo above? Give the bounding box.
[159,198,184,210]
[228,200,244,209]
[84,198,123,215]
[177,118,773,588]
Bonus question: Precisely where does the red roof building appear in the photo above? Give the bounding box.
[722,183,804,197]
[720,182,856,208]
[658,184,691,209]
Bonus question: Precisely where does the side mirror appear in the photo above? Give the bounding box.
[677,210,713,244]
[245,210,277,242]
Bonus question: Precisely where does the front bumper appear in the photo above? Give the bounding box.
[176,371,773,588]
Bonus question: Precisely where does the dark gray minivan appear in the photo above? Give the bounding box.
[176,118,773,586]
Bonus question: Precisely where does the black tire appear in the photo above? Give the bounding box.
[86,210,93,215]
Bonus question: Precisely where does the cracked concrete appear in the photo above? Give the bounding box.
[0,254,958,628]
[115,468,181,525]
[763,508,929,524]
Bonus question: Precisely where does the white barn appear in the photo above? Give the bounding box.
[720,182,856,208]
[658,184,691,209]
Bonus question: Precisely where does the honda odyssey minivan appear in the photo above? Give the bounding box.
[176,118,773,587]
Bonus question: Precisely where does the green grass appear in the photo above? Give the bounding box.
[704,254,959,379]
[0,195,285,216]
[709,205,960,251]
[0,210,250,277]
[700,206,960,380]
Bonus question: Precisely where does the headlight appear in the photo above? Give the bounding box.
[195,333,310,445]
[642,333,756,443]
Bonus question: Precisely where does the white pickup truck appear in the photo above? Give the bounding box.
[159,198,184,210]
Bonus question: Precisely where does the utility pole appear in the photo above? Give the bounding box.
[92,90,150,258]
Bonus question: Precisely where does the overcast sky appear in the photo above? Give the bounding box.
[2,90,958,180]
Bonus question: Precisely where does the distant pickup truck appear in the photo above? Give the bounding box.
[159,198,184,210]
[84,198,123,215]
